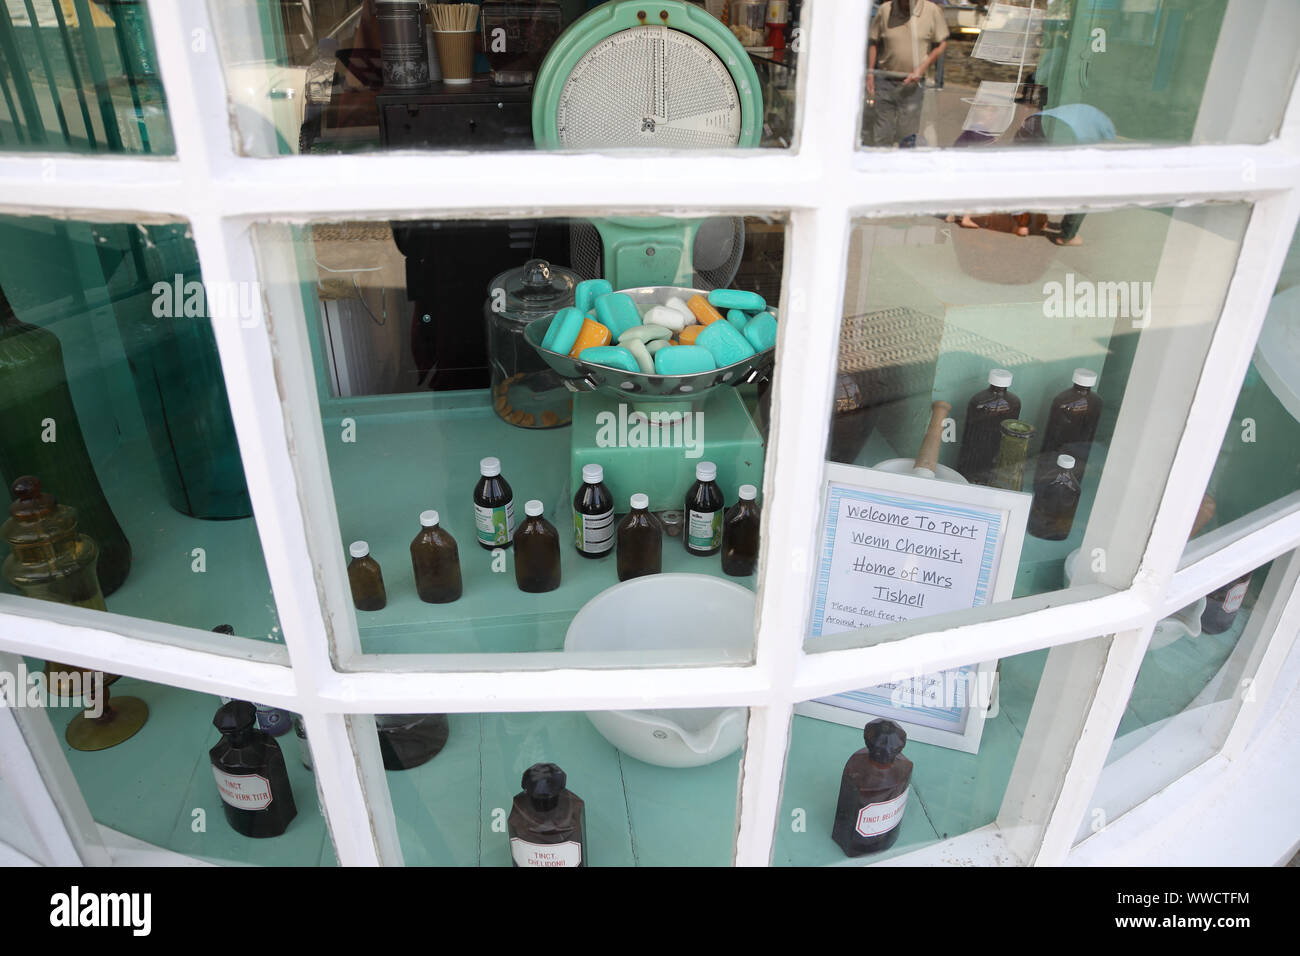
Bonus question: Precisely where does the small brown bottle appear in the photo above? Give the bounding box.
[508,762,587,867]
[1028,454,1082,541]
[684,460,725,556]
[720,483,760,577]
[409,510,462,604]
[514,500,561,593]
[573,463,615,558]
[1201,572,1252,635]
[1036,368,1103,484]
[957,369,1022,485]
[831,718,913,857]
[617,493,662,581]
[347,540,387,611]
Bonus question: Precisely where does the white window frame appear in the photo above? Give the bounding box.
[0,0,1298,867]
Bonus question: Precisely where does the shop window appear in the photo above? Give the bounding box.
[0,214,282,649]
[861,0,1300,150]
[210,0,802,156]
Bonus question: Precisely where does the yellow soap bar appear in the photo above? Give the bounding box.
[687,294,724,326]
[568,318,611,358]
[678,324,705,345]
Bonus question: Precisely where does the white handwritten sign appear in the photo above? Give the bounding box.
[801,464,1030,753]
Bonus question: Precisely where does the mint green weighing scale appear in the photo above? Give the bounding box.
[529,1,769,509]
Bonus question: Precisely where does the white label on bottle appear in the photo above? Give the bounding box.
[212,768,273,811]
[854,787,908,838]
[475,500,515,546]
[510,838,582,867]
[687,509,722,551]
[1223,582,1248,614]
[574,509,615,553]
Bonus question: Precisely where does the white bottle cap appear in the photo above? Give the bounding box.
[420,510,439,527]
[630,493,649,510]
[524,499,544,517]
[582,464,604,484]
[349,541,369,558]
[1072,368,1098,388]
[1057,454,1076,470]
[696,461,717,482]
[480,457,501,477]
[989,368,1013,388]
[738,484,757,500]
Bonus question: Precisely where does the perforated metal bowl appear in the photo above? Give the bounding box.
[524,285,776,404]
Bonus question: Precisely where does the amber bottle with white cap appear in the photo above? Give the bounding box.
[573,463,615,558]
[347,541,387,611]
[473,456,516,550]
[1028,454,1082,541]
[721,484,761,576]
[956,368,1021,485]
[1036,368,1103,484]
[514,500,561,593]
[684,460,725,555]
[617,493,662,581]
[410,510,462,604]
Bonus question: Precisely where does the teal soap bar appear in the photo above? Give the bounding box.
[742,312,778,352]
[544,306,585,353]
[726,309,750,331]
[595,293,642,342]
[579,345,640,373]
[708,289,766,312]
[575,279,613,315]
[654,345,717,375]
[623,338,656,374]
[697,320,757,366]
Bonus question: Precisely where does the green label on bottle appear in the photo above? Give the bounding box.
[687,509,722,551]
[475,501,515,546]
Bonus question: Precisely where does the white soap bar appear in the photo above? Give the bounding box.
[664,296,695,323]
[644,304,687,333]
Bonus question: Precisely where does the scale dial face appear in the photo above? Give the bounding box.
[556,26,743,150]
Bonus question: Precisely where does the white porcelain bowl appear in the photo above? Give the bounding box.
[872,457,968,483]
[564,574,753,767]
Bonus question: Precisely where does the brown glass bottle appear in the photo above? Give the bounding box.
[1201,572,1252,635]
[573,463,615,558]
[831,718,913,856]
[410,509,462,604]
[2,475,106,610]
[1036,368,1103,484]
[514,500,561,593]
[685,460,725,556]
[473,456,516,550]
[617,493,662,581]
[721,484,761,576]
[347,541,387,611]
[1028,454,1082,541]
[956,369,1021,485]
[209,700,297,839]
[507,762,587,867]
[376,714,450,770]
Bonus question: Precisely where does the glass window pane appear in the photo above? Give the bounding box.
[0,214,282,646]
[0,0,173,153]
[810,204,1248,653]
[6,659,333,864]
[378,707,744,865]
[862,0,1300,149]
[212,0,801,156]
[258,215,781,663]
[1081,553,1291,841]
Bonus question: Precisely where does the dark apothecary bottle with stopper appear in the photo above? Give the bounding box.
[474,456,516,550]
[573,463,615,558]
[721,484,761,576]
[514,500,561,593]
[1201,572,1253,635]
[347,541,387,611]
[508,762,587,867]
[617,493,662,581]
[684,460,725,556]
[210,700,297,839]
[957,369,1021,485]
[1028,453,1082,541]
[410,509,462,603]
[1036,368,1103,484]
[831,718,913,857]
